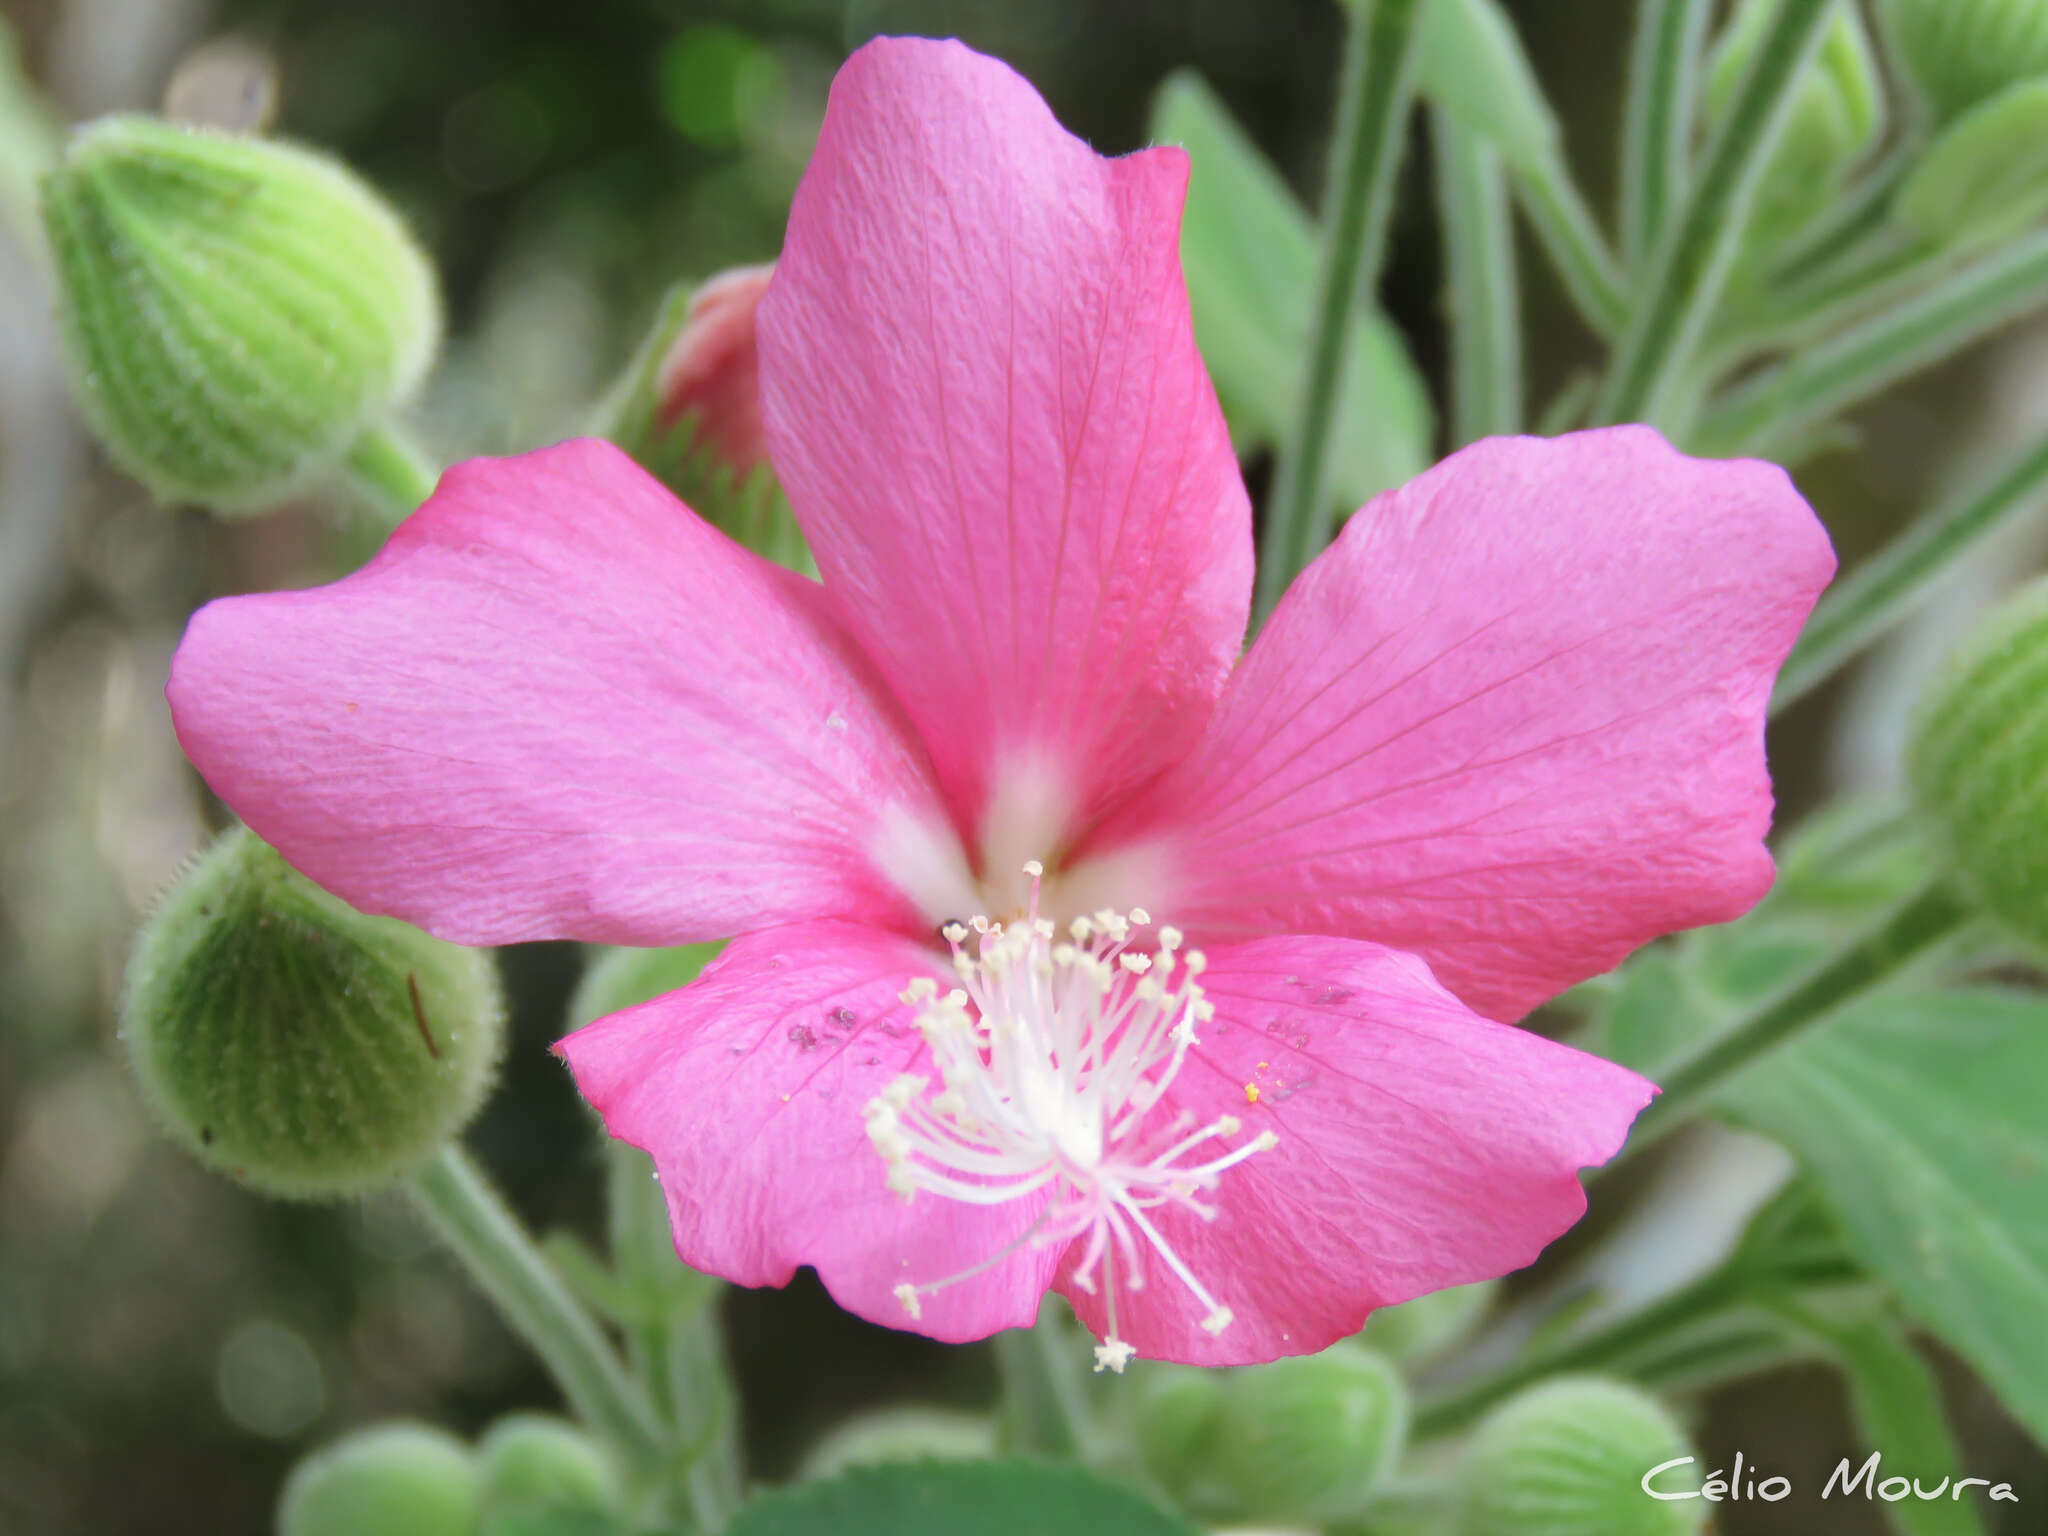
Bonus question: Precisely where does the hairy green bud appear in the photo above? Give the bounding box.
[1132,1364,1229,1510]
[1908,577,2048,954]
[1879,0,2048,122]
[41,115,439,513]
[1459,1377,1697,1536]
[1209,1342,1408,1523]
[478,1414,618,1515]
[1896,77,2048,246]
[123,826,503,1198]
[279,1423,480,1536]
[799,1407,997,1478]
[589,271,808,569]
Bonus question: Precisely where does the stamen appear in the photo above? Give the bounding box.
[867,888,1276,1371]
[1094,1337,1136,1374]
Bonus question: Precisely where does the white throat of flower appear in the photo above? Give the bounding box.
[864,861,1277,1373]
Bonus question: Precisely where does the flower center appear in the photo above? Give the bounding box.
[864,862,1277,1373]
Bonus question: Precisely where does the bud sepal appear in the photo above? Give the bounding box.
[1458,1376,1699,1536]
[41,115,440,513]
[279,1422,480,1536]
[122,825,503,1199]
[1908,576,2048,955]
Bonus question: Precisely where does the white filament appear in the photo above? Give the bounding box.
[865,863,1276,1372]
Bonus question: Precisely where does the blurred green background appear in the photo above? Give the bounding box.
[1,1,2043,1532]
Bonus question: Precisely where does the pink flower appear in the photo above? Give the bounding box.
[167,38,1834,1368]
[654,262,774,476]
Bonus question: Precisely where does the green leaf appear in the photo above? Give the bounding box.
[1774,1300,1989,1536]
[1724,988,2048,1449]
[480,1507,623,1536]
[1412,0,1561,171]
[727,1460,1200,1536]
[1898,78,2048,252]
[1151,71,1432,513]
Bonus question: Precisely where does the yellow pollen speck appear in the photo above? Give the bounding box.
[1244,1083,1260,1104]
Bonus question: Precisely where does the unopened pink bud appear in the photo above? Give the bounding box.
[654,262,774,475]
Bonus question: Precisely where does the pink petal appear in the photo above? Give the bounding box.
[1098,427,1835,1022]
[1056,935,1654,1365]
[558,921,1059,1341]
[168,439,949,946]
[758,37,1253,846]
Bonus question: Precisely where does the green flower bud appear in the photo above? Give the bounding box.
[279,1422,481,1536]
[1878,0,2048,122]
[1708,0,1885,253]
[1209,1342,1408,1524]
[1458,1377,1697,1536]
[1896,77,2048,247]
[798,1406,996,1479]
[40,115,439,513]
[589,273,808,570]
[1360,1280,1498,1367]
[122,825,503,1198]
[1132,1363,1229,1510]
[478,1414,618,1514]
[1908,577,2048,954]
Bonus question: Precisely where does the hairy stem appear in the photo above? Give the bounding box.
[1605,880,1976,1169]
[1256,0,1423,625]
[996,1299,1095,1460]
[1595,0,1836,428]
[1436,107,1523,445]
[607,1142,740,1530]
[1618,0,1714,273]
[1695,230,2048,458]
[343,421,439,523]
[1513,155,1628,339]
[409,1146,668,1473]
[1414,1270,1740,1439]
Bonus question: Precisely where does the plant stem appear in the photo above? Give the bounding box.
[1513,155,1628,339]
[1606,880,1975,1170]
[1773,433,2048,712]
[409,1146,668,1474]
[1413,1270,1739,1438]
[344,421,440,523]
[1618,0,1714,273]
[606,1141,741,1531]
[1435,107,1522,445]
[670,1303,743,1530]
[995,1300,1094,1460]
[1694,229,2048,457]
[1594,0,1835,428]
[607,1142,682,1420]
[1700,238,1940,379]
[1255,0,1422,625]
